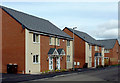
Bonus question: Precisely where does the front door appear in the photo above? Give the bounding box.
[56,57,60,70]
[49,57,53,70]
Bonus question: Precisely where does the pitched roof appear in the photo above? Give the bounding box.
[48,48,59,55]
[1,6,72,40]
[65,27,103,46]
[97,39,117,49]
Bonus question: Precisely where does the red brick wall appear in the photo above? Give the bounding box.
[92,46,95,67]
[2,9,25,73]
[63,28,85,68]
[40,35,66,72]
[92,46,102,67]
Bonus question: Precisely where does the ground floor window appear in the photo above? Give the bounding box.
[33,55,39,63]
[67,55,70,62]
[77,62,80,65]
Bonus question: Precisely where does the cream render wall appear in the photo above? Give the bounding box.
[66,40,73,69]
[85,42,92,68]
[101,47,105,66]
[25,29,40,74]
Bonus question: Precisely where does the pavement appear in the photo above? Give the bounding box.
[1,65,120,82]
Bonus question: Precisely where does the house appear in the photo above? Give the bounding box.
[1,6,73,74]
[98,39,119,65]
[63,27,105,68]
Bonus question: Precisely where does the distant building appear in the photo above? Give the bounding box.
[98,39,119,65]
[63,27,104,68]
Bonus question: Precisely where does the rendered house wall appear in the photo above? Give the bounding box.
[25,29,40,74]
[66,41,73,69]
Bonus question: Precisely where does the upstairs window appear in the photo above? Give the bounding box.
[67,40,70,46]
[33,33,39,43]
[33,55,39,63]
[95,46,99,51]
[89,45,92,51]
[95,46,97,51]
[57,38,60,46]
[49,37,52,45]
[104,49,109,53]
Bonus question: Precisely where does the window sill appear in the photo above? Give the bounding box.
[33,42,40,44]
[33,62,40,64]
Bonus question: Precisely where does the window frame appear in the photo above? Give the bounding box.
[57,38,60,46]
[33,55,39,64]
[49,37,52,45]
[33,33,39,43]
[67,55,70,62]
[67,40,70,47]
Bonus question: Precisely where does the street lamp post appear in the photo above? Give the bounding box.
[73,27,77,71]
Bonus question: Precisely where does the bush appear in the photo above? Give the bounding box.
[55,69,60,72]
[60,69,67,72]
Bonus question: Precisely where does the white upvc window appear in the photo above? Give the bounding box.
[77,62,80,65]
[89,45,92,51]
[67,55,70,62]
[33,33,39,43]
[33,55,39,64]
[74,62,76,65]
[49,37,52,45]
[104,49,110,53]
[95,46,99,51]
[57,38,60,46]
[95,46,97,51]
[67,40,70,47]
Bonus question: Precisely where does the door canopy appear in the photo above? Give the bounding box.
[57,48,65,56]
[94,53,102,57]
[48,48,65,57]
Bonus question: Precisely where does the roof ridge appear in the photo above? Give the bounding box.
[1,5,49,22]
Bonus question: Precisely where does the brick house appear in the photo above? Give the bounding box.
[63,27,104,68]
[98,39,119,65]
[1,6,73,74]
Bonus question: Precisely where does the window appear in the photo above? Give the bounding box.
[104,49,109,53]
[67,40,70,46]
[89,45,92,51]
[49,37,52,45]
[33,55,39,63]
[95,46,99,51]
[67,55,70,62]
[74,62,76,65]
[33,33,39,43]
[77,62,80,65]
[89,57,92,62]
[97,47,99,51]
[95,46,97,51]
[57,38,60,46]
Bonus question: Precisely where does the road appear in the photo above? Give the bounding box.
[1,66,120,82]
[30,66,119,81]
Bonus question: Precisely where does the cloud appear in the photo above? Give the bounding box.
[93,20,118,39]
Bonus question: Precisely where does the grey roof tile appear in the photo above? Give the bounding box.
[65,27,103,46]
[97,39,117,49]
[1,6,72,39]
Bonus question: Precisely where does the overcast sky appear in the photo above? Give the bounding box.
[1,1,118,40]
